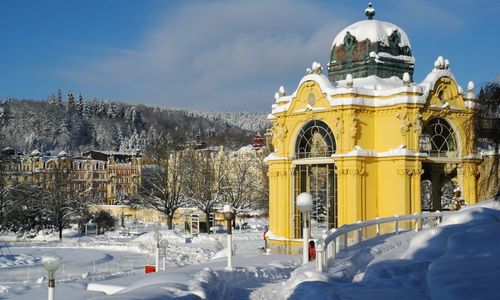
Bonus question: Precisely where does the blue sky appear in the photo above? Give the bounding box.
[0,0,498,111]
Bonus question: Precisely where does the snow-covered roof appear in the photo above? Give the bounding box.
[270,67,470,116]
[57,151,68,157]
[30,149,41,156]
[331,19,411,49]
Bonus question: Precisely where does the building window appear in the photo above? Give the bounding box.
[295,120,336,159]
[419,118,457,157]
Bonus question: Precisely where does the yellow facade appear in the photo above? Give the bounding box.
[266,16,480,254]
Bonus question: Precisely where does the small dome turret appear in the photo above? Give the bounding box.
[328,3,414,82]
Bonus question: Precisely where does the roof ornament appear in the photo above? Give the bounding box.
[345,74,354,88]
[464,81,476,100]
[365,2,375,20]
[403,72,411,86]
[434,56,450,70]
[306,61,323,75]
[274,86,286,101]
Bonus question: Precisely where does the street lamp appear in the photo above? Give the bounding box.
[222,204,236,270]
[42,255,62,300]
[153,223,162,272]
[297,192,313,265]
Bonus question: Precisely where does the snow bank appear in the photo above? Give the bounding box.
[428,223,500,300]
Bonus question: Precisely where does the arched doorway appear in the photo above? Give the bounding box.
[293,120,337,238]
[419,118,459,211]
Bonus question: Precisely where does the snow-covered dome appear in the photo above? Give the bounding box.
[328,3,415,82]
[331,20,411,50]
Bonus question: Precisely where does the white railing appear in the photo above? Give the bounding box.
[315,211,450,272]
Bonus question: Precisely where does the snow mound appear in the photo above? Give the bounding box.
[439,207,500,226]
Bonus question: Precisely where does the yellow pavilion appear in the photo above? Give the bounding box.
[266,4,480,254]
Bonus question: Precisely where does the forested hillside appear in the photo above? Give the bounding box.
[0,90,269,155]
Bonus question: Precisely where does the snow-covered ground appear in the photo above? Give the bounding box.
[1,201,499,299]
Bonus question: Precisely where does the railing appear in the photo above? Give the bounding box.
[0,253,152,286]
[315,211,450,272]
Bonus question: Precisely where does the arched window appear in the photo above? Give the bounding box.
[295,120,336,159]
[419,118,457,157]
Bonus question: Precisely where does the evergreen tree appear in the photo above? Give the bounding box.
[0,100,9,127]
[48,93,58,106]
[76,92,84,116]
[130,106,142,129]
[56,89,63,107]
[67,90,75,115]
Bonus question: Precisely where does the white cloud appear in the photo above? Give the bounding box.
[60,0,469,111]
[62,0,349,111]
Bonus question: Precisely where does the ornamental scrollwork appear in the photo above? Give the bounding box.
[336,167,364,176]
[436,105,451,118]
[333,115,344,138]
[347,167,364,176]
[272,120,288,152]
[396,111,411,135]
[349,114,359,143]
[397,168,416,177]
[414,114,423,135]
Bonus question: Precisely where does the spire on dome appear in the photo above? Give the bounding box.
[365,2,375,20]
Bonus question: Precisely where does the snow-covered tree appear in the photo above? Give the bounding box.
[182,149,228,233]
[76,92,84,116]
[82,100,93,118]
[38,167,91,240]
[56,89,63,107]
[222,155,255,212]
[0,100,9,128]
[67,90,75,114]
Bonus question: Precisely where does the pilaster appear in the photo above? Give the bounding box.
[336,157,365,226]
[457,161,480,204]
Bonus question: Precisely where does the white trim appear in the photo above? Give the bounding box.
[292,157,335,165]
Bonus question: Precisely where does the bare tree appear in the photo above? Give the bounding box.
[183,149,228,233]
[223,155,257,212]
[39,166,89,240]
[137,129,189,229]
[250,149,270,213]
[139,151,188,229]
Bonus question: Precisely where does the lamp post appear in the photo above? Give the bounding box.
[297,192,313,265]
[222,204,235,270]
[161,239,168,271]
[42,255,62,300]
[153,223,162,272]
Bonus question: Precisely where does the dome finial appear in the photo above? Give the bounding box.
[365,2,375,20]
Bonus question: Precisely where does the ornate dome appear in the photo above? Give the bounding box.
[328,3,415,82]
[331,20,411,50]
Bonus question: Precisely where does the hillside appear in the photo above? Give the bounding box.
[0,92,269,155]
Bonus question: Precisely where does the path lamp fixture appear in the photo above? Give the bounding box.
[153,223,162,272]
[297,192,313,265]
[42,255,62,300]
[223,204,236,270]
